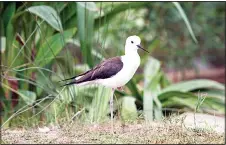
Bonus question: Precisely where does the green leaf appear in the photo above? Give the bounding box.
[3,3,16,67]
[153,84,162,120]
[172,2,198,43]
[158,91,224,114]
[159,92,199,110]
[18,90,36,105]
[63,13,77,29]
[161,79,225,94]
[2,2,15,28]
[76,2,96,67]
[27,5,63,31]
[143,57,162,121]
[144,57,161,89]
[35,28,76,67]
[121,96,138,122]
[200,89,225,99]
[158,91,197,102]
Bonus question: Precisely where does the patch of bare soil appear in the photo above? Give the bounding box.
[1,120,224,144]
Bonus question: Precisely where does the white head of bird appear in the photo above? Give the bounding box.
[125,35,149,55]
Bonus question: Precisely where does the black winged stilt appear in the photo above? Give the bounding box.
[60,35,149,133]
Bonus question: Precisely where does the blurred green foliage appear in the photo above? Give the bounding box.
[0,2,225,128]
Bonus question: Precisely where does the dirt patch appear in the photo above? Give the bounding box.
[1,120,224,144]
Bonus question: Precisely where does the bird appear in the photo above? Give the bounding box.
[60,35,149,133]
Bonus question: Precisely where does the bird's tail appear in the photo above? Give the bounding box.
[59,75,85,87]
[60,80,93,87]
[58,76,77,82]
[60,81,77,87]
[59,76,78,87]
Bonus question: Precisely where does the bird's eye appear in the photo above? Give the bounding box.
[131,41,134,44]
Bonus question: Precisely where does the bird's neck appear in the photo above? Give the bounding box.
[123,47,140,68]
[124,48,140,64]
[125,46,139,56]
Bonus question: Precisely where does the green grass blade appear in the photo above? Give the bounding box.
[172,2,198,43]
[76,2,96,67]
[88,86,111,123]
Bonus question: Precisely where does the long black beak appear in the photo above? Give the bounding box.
[137,45,149,53]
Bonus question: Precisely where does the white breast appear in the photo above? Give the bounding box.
[97,53,140,88]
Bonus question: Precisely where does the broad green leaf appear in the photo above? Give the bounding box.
[170,97,199,110]
[6,22,15,66]
[159,91,197,102]
[76,2,96,67]
[3,3,16,68]
[2,2,15,28]
[172,2,198,43]
[27,5,63,31]
[198,89,225,99]
[144,57,161,87]
[18,90,36,105]
[64,13,77,29]
[159,91,224,114]
[153,85,162,120]
[121,96,138,122]
[172,96,224,114]
[161,79,225,94]
[143,57,162,121]
[35,28,76,67]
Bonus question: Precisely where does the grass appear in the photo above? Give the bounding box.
[1,116,224,144]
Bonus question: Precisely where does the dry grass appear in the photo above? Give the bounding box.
[1,118,224,144]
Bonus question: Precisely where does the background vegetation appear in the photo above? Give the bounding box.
[0,2,225,129]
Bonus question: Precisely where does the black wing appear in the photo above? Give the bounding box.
[62,56,123,86]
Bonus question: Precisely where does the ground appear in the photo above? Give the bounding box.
[1,119,224,144]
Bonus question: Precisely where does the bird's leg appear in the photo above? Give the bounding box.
[117,86,124,92]
[110,88,115,134]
